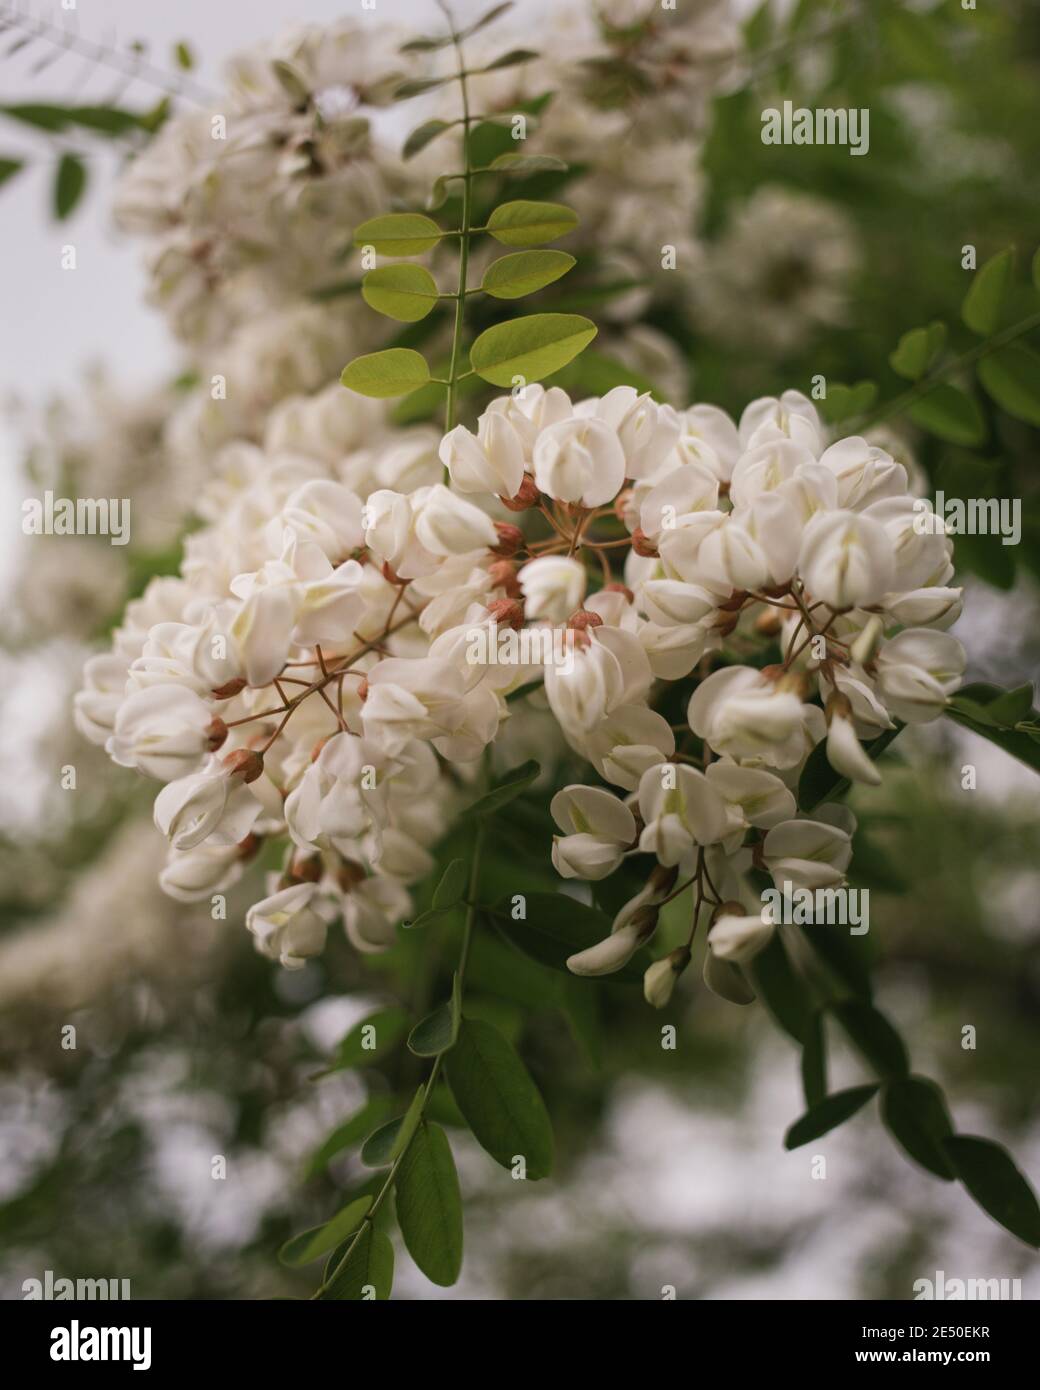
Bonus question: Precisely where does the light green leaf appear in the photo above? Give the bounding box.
[403,118,453,159]
[353,212,444,256]
[784,1085,879,1149]
[445,1018,553,1179]
[943,1135,1040,1248]
[486,199,578,247]
[54,153,86,220]
[394,1121,463,1286]
[462,2,515,40]
[977,344,1040,426]
[361,265,440,322]
[889,322,946,381]
[907,383,986,445]
[488,152,568,174]
[470,312,597,386]
[342,348,431,398]
[278,1196,372,1267]
[174,41,194,71]
[320,1224,395,1299]
[962,249,1013,336]
[481,250,575,300]
[433,858,467,909]
[881,1077,955,1180]
[819,380,877,423]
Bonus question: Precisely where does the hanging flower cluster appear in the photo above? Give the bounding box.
[75,381,964,995]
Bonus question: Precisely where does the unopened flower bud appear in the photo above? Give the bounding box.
[205,716,228,752]
[643,945,691,1008]
[212,677,247,700]
[604,582,635,603]
[631,526,658,558]
[491,522,524,557]
[222,748,264,784]
[289,851,323,883]
[567,608,604,632]
[487,560,522,596]
[500,475,541,512]
[486,597,524,631]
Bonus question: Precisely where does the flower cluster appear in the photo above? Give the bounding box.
[77,378,963,998]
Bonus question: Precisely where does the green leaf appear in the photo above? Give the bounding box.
[889,322,947,381]
[962,249,1013,336]
[390,1085,427,1162]
[470,312,597,387]
[342,348,431,399]
[361,1117,405,1168]
[977,344,1040,427]
[489,891,650,984]
[881,1077,955,1180]
[402,118,453,159]
[486,199,578,247]
[433,858,467,910]
[907,383,986,446]
[174,41,194,70]
[463,759,540,817]
[801,1012,827,1108]
[481,249,575,300]
[478,48,539,72]
[946,684,1040,774]
[361,265,440,322]
[798,725,904,812]
[784,1085,879,1149]
[445,1018,554,1178]
[799,922,873,1003]
[943,1136,1040,1247]
[394,76,454,100]
[54,153,86,220]
[408,1003,458,1057]
[278,1196,372,1266]
[0,103,70,132]
[305,1099,392,1178]
[830,1000,909,1079]
[394,1121,463,1285]
[353,212,444,256]
[400,34,454,54]
[488,152,568,175]
[749,933,811,1044]
[462,2,515,40]
[315,1007,409,1078]
[819,380,877,424]
[320,1224,395,1299]
[67,105,144,135]
[982,682,1036,727]
[1033,246,1040,294]
[0,158,23,188]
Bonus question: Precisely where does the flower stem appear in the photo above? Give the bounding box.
[442,2,474,442]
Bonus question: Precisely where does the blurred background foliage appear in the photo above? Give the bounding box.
[1,0,1039,1299]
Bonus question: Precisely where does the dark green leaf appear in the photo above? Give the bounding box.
[445,1017,553,1178]
[962,249,1013,336]
[784,1085,879,1149]
[305,1098,393,1178]
[408,1003,458,1057]
[831,1000,909,1079]
[749,932,812,1044]
[463,759,540,817]
[394,1121,463,1285]
[889,322,946,381]
[402,118,453,160]
[977,344,1040,427]
[1,103,70,132]
[489,890,650,984]
[943,1135,1040,1247]
[278,1195,371,1266]
[801,1012,827,1108]
[478,48,539,72]
[798,725,903,812]
[390,1085,427,1162]
[881,1077,955,1180]
[488,152,568,175]
[0,158,23,188]
[315,1007,409,1078]
[433,858,467,910]
[799,922,873,1003]
[361,1117,405,1168]
[394,76,454,99]
[946,684,1040,774]
[320,1224,394,1299]
[461,3,515,40]
[54,153,86,220]
[908,384,986,446]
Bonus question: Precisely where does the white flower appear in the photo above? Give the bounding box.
[342,873,410,953]
[589,386,681,480]
[108,684,221,781]
[637,763,731,865]
[519,556,586,623]
[550,785,637,879]
[284,731,388,855]
[704,761,797,832]
[532,416,627,507]
[544,625,651,734]
[365,485,497,578]
[361,656,468,754]
[643,947,690,1008]
[74,653,130,744]
[153,765,261,851]
[816,437,907,509]
[159,842,245,902]
[582,704,675,790]
[440,411,525,497]
[874,628,966,723]
[246,882,328,969]
[269,479,364,560]
[688,666,825,769]
[798,509,896,610]
[707,909,774,963]
[761,818,852,892]
[739,391,824,454]
[825,708,882,786]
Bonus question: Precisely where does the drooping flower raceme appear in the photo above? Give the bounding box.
[78,384,963,1002]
